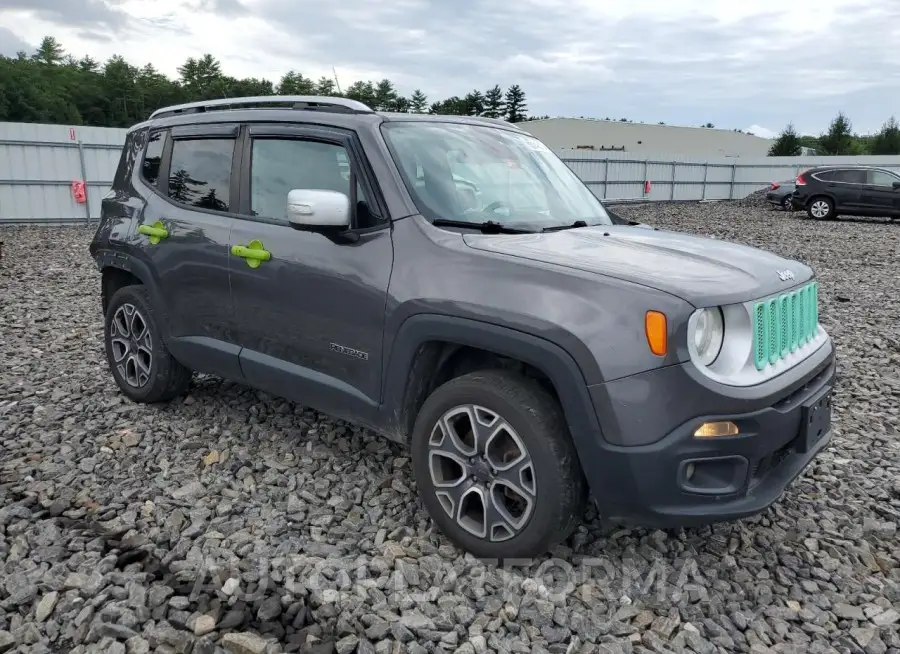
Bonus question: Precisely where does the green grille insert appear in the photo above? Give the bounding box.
[753,281,820,371]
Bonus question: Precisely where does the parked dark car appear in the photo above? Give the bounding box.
[765,180,796,210]
[791,165,900,220]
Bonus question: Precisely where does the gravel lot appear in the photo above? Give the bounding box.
[1,201,899,654]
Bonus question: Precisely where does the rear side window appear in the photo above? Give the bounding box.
[167,138,235,212]
[141,131,165,187]
[835,169,866,184]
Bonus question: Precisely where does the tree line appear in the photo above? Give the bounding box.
[0,36,536,128]
[769,112,900,156]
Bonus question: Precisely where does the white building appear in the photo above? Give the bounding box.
[519,117,774,158]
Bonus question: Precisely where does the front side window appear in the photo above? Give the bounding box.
[167,138,234,212]
[249,138,371,223]
[141,131,165,186]
[381,121,611,229]
[867,169,899,186]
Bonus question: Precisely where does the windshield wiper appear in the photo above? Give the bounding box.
[542,220,590,232]
[431,219,534,234]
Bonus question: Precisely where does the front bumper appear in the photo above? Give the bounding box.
[584,341,836,527]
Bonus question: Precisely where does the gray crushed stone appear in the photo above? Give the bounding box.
[1,203,899,654]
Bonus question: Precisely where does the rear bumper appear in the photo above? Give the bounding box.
[584,342,836,527]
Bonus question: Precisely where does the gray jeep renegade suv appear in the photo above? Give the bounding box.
[90,95,836,558]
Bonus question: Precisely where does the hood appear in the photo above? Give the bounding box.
[463,225,813,307]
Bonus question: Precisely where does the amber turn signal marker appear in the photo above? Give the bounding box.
[693,421,740,438]
[644,311,667,356]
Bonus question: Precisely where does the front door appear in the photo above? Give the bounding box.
[133,124,242,380]
[860,169,900,217]
[227,124,394,427]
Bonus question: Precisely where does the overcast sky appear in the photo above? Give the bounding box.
[1,0,898,137]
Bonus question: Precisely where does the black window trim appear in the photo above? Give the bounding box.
[148,123,244,219]
[234,123,390,232]
[811,168,866,185]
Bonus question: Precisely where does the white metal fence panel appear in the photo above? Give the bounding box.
[3,121,900,224]
[0,122,127,224]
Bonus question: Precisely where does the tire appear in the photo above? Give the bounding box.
[807,196,835,220]
[781,195,793,211]
[103,284,192,403]
[410,369,587,559]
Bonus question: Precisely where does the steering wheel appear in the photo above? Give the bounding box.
[482,200,512,214]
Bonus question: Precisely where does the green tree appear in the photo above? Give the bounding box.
[32,36,65,65]
[408,89,428,113]
[0,35,533,129]
[430,96,468,115]
[344,80,377,108]
[504,84,527,122]
[463,90,485,116]
[277,71,316,95]
[818,111,856,155]
[871,116,900,155]
[482,85,505,119]
[315,76,337,96]
[768,123,803,156]
[373,78,398,111]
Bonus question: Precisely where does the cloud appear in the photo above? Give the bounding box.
[0,27,32,56]
[746,125,776,139]
[1,0,129,29]
[1,0,898,134]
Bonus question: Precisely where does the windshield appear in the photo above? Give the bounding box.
[381,121,612,229]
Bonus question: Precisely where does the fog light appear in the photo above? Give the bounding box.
[693,421,739,438]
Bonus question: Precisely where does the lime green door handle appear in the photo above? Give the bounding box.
[231,239,271,268]
[138,220,168,245]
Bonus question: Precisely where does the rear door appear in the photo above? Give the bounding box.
[227,123,394,426]
[860,169,900,216]
[133,123,243,379]
[814,168,864,211]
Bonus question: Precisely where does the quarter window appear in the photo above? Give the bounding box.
[867,170,899,186]
[141,131,165,186]
[249,138,373,225]
[167,138,234,212]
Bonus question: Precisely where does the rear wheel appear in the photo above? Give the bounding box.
[410,369,587,559]
[781,195,793,211]
[104,285,192,403]
[807,196,835,220]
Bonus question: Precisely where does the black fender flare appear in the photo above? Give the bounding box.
[95,250,169,337]
[381,313,606,470]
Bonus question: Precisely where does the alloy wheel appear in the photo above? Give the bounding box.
[810,200,830,218]
[110,303,153,388]
[427,404,536,542]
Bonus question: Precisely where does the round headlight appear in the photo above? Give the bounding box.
[692,307,724,366]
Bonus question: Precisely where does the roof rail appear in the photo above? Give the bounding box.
[149,95,374,120]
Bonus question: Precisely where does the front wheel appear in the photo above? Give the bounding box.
[807,196,835,220]
[410,370,587,559]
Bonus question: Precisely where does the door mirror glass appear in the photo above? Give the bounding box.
[286,189,350,228]
[893,181,900,190]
